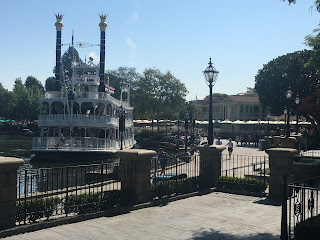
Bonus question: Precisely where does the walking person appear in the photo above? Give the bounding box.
[158,148,169,175]
[226,138,233,159]
[301,127,309,152]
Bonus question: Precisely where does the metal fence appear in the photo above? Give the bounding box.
[218,154,269,194]
[16,162,126,225]
[150,151,200,199]
[287,176,320,239]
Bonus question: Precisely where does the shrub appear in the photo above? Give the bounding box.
[66,189,131,214]
[218,176,268,193]
[151,177,199,199]
[16,197,61,223]
[16,190,132,223]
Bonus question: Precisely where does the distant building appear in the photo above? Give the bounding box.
[191,90,268,121]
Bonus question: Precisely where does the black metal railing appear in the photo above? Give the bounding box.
[286,176,320,239]
[16,162,129,225]
[151,151,200,199]
[218,154,269,194]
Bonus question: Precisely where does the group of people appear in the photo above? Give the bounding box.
[235,134,260,146]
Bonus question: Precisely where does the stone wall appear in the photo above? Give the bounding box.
[0,157,24,230]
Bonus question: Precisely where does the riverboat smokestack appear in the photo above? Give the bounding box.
[55,14,64,91]
[98,14,108,92]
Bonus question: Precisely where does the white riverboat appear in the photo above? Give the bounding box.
[32,14,135,160]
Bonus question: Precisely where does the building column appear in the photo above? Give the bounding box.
[266,148,297,199]
[117,149,156,204]
[0,157,24,230]
[197,145,225,189]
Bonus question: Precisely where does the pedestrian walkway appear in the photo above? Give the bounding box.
[6,192,281,240]
[219,138,268,157]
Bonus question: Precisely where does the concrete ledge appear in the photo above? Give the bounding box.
[196,145,225,153]
[0,157,24,170]
[116,149,157,161]
[266,148,297,156]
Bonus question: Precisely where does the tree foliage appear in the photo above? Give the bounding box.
[299,89,320,135]
[107,67,140,100]
[255,50,319,115]
[0,83,13,118]
[45,76,56,91]
[58,46,83,79]
[284,0,320,12]
[25,76,44,92]
[0,77,44,121]
[131,68,188,120]
[255,50,320,136]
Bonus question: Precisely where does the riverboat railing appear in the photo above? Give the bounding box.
[38,114,120,125]
[16,162,128,225]
[37,114,133,128]
[32,137,136,152]
[43,91,129,108]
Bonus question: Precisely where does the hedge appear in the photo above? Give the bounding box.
[218,176,268,193]
[16,189,131,223]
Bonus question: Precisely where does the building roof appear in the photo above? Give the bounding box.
[191,97,225,105]
[224,94,260,103]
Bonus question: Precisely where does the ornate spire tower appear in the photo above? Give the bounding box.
[54,13,64,91]
[98,14,108,92]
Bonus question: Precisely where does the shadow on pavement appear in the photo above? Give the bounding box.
[253,198,281,206]
[192,228,279,240]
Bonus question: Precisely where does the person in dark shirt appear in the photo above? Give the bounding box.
[158,148,169,175]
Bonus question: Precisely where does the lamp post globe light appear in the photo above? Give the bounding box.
[203,57,219,145]
[286,88,293,137]
[295,95,300,134]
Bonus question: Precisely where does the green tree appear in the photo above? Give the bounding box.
[56,46,83,79]
[132,68,188,121]
[10,78,43,121]
[254,50,320,134]
[204,93,227,100]
[45,76,56,91]
[107,67,140,100]
[0,83,13,118]
[284,0,320,12]
[298,89,320,137]
[25,76,44,91]
[13,78,23,91]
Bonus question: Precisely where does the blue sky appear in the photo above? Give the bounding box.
[0,0,319,100]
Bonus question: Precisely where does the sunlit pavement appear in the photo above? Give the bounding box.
[6,191,280,240]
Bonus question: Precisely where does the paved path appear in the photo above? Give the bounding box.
[6,192,281,240]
